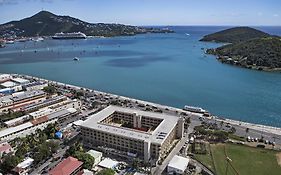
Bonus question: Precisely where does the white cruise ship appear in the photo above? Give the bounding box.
[52,32,87,39]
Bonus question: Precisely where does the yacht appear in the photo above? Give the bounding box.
[33,37,44,42]
[73,57,80,61]
[6,40,15,44]
[52,32,87,39]
[17,38,30,42]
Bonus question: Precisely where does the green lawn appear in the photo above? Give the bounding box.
[195,153,215,172]
[211,144,237,175]
[195,143,281,175]
[194,143,215,172]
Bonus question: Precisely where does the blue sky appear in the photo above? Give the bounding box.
[0,0,280,26]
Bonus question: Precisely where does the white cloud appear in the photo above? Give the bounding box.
[273,14,279,17]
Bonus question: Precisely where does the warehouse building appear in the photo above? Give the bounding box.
[23,81,48,91]
[0,90,47,113]
[0,74,12,83]
[11,78,30,85]
[0,108,78,141]
[0,81,22,92]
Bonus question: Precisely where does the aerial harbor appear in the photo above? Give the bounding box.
[0,0,281,175]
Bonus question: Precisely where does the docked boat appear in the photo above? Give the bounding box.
[52,32,87,39]
[33,37,44,42]
[73,57,80,61]
[183,105,207,113]
[17,38,30,42]
[6,40,15,44]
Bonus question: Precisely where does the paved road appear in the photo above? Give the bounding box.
[152,122,197,175]
[203,118,281,145]
[231,122,281,144]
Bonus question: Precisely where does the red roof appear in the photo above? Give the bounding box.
[49,156,83,175]
[0,143,12,153]
[31,116,48,125]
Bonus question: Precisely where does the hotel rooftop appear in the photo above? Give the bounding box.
[78,105,180,144]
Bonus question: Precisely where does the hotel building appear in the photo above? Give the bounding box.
[78,105,184,162]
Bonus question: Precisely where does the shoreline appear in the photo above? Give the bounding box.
[203,50,281,72]
[8,73,281,136]
[215,56,281,72]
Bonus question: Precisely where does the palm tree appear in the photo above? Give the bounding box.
[220,121,224,129]
[35,128,42,136]
[245,128,249,137]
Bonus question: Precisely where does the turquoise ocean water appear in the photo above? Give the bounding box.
[0,26,280,127]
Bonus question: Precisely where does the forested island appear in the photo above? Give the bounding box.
[201,27,281,71]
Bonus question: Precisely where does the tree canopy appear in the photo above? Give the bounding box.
[65,142,95,170]
[96,169,115,175]
[0,154,21,174]
[43,85,56,94]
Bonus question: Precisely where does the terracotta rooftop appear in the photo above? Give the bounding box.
[31,116,48,125]
[49,156,83,175]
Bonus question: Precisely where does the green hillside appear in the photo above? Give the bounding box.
[206,37,281,70]
[200,27,270,43]
[0,11,173,37]
[201,27,281,71]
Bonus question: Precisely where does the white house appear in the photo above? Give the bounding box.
[87,150,103,166]
[13,157,34,175]
[167,155,190,174]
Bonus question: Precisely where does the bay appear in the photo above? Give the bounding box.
[0,26,280,127]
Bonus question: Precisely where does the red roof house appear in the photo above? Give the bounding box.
[49,156,83,175]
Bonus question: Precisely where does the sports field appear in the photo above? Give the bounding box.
[195,143,281,175]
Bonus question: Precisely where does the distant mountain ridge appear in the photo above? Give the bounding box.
[201,27,281,71]
[200,27,270,43]
[0,11,173,37]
